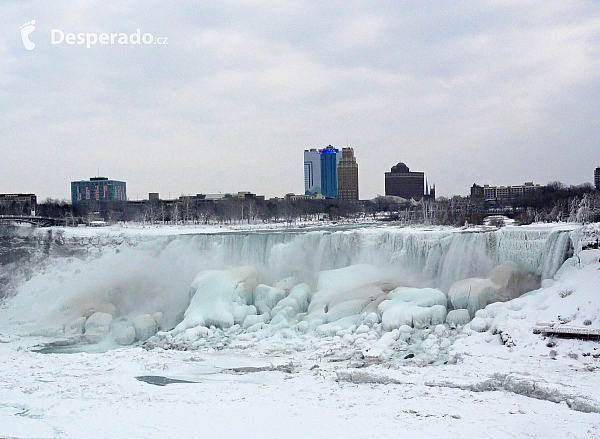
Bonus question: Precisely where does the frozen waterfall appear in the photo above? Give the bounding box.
[174,225,574,290]
[0,224,579,348]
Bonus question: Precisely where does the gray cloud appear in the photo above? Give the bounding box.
[1,0,599,200]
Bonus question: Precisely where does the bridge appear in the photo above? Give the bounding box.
[480,207,527,219]
[0,215,66,227]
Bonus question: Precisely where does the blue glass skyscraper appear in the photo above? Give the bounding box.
[319,145,339,198]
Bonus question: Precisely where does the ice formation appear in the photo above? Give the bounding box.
[306,264,389,326]
[83,312,112,343]
[132,314,158,342]
[378,287,446,331]
[0,223,585,361]
[64,316,86,336]
[254,284,287,315]
[448,262,539,316]
[114,324,136,345]
[173,266,260,332]
[446,309,471,327]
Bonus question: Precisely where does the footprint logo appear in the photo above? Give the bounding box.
[20,20,36,50]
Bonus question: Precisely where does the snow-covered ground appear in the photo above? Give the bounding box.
[1,335,599,439]
[1,223,600,438]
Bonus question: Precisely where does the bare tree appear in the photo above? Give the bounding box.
[170,203,180,225]
[179,196,193,224]
[280,200,298,225]
[246,199,258,224]
[145,201,158,224]
[195,202,214,224]
[159,203,168,224]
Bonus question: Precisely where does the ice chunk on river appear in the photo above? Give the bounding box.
[84,312,112,343]
[133,314,158,342]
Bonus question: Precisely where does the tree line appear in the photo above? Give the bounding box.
[28,182,600,227]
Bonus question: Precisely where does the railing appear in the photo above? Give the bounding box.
[0,215,66,227]
[533,324,600,339]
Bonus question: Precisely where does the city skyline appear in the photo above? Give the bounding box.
[2,1,599,201]
[3,149,600,203]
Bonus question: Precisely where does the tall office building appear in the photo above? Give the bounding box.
[595,167,600,190]
[319,145,339,198]
[384,162,424,200]
[304,149,321,195]
[71,177,127,205]
[337,147,359,201]
[304,145,340,198]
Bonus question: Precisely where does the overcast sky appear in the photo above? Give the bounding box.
[2,1,599,201]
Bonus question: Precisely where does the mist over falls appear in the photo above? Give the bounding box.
[0,225,578,347]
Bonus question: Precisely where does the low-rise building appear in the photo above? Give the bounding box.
[385,163,425,200]
[71,177,127,205]
[0,193,37,215]
[286,193,325,201]
[471,182,541,201]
